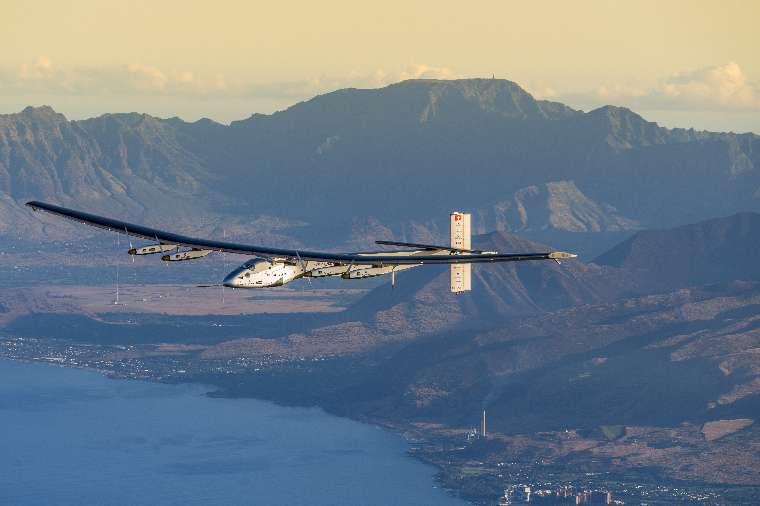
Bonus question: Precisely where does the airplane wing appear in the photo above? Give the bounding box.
[374,239,489,254]
[26,201,576,265]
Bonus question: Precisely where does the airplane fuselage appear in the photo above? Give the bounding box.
[222,259,314,288]
[222,255,423,288]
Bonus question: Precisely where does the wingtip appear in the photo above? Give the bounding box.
[548,251,578,260]
[26,200,59,213]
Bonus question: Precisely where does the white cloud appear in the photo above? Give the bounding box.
[125,63,169,92]
[17,56,54,80]
[583,62,760,112]
[13,57,85,94]
[214,64,460,104]
[0,58,244,98]
[0,58,458,102]
[397,64,457,81]
[660,62,758,109]
[523,81,559,100]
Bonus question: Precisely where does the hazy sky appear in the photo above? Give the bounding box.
[2,1,759,132]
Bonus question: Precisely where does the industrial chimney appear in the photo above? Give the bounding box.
[482,409,487,438]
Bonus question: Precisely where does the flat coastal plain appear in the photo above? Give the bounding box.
[0,284,366,318]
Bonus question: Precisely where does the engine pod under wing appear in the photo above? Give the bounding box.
[129,244,177,255]
[161,249,212,261]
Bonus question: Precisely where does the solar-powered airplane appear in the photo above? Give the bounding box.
[26,201,577,293]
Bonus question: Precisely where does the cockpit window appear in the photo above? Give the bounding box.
[241,259,273,272]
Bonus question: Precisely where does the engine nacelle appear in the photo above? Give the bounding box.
[129,244,177,255]
[308,265,351,277]
[161,249,212,261]
[341,266,396,279]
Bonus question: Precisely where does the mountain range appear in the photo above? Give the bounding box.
[2,79,759,254]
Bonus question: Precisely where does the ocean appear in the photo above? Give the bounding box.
[0,359,466,505]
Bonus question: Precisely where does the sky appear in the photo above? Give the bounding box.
[2,0,759,133]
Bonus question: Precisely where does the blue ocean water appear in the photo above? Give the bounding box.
[0,360,466,506]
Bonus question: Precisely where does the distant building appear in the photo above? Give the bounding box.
[498,489,511,505]
[575,490,591,504]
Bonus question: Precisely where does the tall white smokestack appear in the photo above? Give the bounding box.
[482,409,486,438]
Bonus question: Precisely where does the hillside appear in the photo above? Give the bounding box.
[595,212,760,288]
[203,213,760,361]
[193,217,760,494]
[196,231,633,360]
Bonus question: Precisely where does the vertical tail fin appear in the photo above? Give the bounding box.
[450,211,472,293]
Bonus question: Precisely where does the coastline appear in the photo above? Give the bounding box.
[5,338,760,506]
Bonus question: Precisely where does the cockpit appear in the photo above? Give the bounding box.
[222,258,274,288]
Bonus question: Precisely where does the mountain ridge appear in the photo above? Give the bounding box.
[2,78,759,248]
[595,211,760,288]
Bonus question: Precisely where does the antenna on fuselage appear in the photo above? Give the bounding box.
[114,231,121,305]
[125,225,134,264]
[220,228,226,305]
